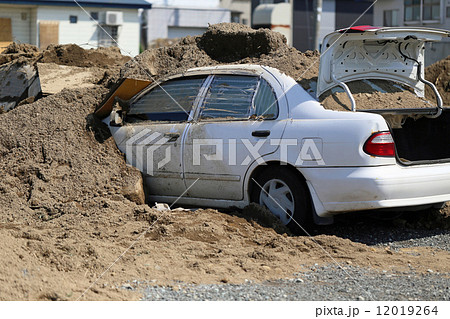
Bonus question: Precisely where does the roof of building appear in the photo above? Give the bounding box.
[0,0,152,9]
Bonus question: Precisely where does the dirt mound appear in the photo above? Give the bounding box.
[0,87,145,221]
[1,42,39,55]
[120,23,319,86]
[0,43,130,71]
[197,23,286,62]
[40,44,131,68]
[319,80,433,111]
[425,55,450,106]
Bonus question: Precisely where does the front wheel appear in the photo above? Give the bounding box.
[251,167,312,234]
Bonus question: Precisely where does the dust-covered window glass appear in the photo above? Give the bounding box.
[200,75,258,120]
[254,78,278,119]
[127,77,205,122]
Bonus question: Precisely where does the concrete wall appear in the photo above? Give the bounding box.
[37,6,141,56]
[0,5,35,44]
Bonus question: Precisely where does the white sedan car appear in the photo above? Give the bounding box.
[105,27,450,232]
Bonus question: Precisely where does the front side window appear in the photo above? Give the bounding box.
[199,75,279,121]
[127,77,206,122]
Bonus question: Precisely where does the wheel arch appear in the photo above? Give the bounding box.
[247,161,308,201]
[246,161,334,225]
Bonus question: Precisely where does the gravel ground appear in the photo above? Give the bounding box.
[138,265,449,301]
[315,210,450,252]
[135,209,449,301]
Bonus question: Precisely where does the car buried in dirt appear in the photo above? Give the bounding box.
[102,27,450,232]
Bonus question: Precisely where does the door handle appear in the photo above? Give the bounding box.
[252,130,270,137]
[164,132,180,141]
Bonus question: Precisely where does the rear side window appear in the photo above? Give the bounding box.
[254,78,278,119]
[200,75,259,120]
[127,77,205,122]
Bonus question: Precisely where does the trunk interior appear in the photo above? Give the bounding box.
[383,109,450,164]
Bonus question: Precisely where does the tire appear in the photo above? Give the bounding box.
[250,166,312,234]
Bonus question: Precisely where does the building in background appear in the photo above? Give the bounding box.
[220,0,252,25]
[251,0,373,52]
[253,2,292,44]
[292,0,374,51]
[143,0,230,48]
[0,0,151,56]
[374,0,450,65]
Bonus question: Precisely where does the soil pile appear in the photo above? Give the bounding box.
[0,87,145,220]
[425,55,450,106]
[40,44,130,69]
[120,23,319,88]
[1,43,130,69]
[318,80,434,111]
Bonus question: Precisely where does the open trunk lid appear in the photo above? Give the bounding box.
[317,26,450,112]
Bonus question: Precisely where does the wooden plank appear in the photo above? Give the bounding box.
[0,18,13,42]
[39,21,59,49]
[95,78,152,118]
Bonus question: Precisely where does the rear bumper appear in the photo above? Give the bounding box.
[301,164,450,217]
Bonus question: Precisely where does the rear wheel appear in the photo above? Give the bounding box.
[251,167,312,234]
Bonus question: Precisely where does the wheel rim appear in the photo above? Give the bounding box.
[259,179,294,225]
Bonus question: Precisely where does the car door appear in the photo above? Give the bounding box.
[183,73,288,200]
[110,76,207,198]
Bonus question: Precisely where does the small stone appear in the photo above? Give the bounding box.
[427,269,434,273]
[357,296,365,301]
[295,278,304,283]
[261,266,271,271]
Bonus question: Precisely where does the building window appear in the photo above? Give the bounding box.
[69,15,78,24]
[447,6,450,18]
[231,12,241,24]
[423,0,441,20]
[383,9,399,26]
[404,0,441,22]
[98,25,119,47]
[90,12,99,21]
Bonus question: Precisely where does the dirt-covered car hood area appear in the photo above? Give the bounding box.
[0,23,449,300]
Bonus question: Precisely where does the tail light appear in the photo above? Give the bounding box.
[363,132,395,157]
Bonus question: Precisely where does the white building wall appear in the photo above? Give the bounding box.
[146,6,230,43]
[37,6,141,56]
[0,6,34,44]
[318,0,336,48]
[373,0,403,26]
[148,0,220,7]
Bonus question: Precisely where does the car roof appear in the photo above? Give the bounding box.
[183,64,266,76]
